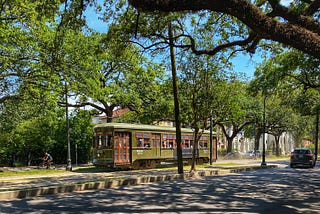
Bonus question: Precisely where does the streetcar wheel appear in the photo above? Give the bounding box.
[132,160,140,170]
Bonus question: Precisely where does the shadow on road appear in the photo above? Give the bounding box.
[1,165,319,214]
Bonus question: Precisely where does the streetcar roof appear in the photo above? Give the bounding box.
[94,123,212,134]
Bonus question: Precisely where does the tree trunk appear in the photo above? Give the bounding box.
[105,108,114,123]
[190,127,199,172]
[10,154,16,167]
[226,136,234,153]
[27,151,31,166]
[255,128,262,152]
[169,22,183,174]
[275,135,280,156]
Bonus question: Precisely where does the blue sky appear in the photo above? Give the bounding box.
[231,53,263,79]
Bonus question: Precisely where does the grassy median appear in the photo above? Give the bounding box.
[0,169,67,177]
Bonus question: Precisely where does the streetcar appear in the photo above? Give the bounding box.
[93,123,217,169]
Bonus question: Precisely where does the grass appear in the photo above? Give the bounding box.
[208,162,243,167]
[266,155,289,160]
[0,169,67,177]
[72,166,111,173]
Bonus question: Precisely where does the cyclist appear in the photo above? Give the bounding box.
[43,152,53,169]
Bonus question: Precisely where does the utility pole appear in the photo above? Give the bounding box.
[261,95,267,167]
[210,114,213,165]
[65,81,72,171]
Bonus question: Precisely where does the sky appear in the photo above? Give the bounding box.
[230,53,262,79]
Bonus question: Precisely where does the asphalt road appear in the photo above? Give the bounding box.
[0,162,319,214]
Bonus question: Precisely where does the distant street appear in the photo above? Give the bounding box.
[1,161,319,214]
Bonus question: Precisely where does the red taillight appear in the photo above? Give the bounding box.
[290,153,295,157]
[306,154,313,157]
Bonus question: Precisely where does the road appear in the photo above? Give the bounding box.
[0,162,319,214]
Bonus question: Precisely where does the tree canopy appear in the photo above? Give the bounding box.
[128,0,320,59]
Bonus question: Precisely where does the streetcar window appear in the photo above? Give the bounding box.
[105,135,113,148]
[183,140,191,148]
[136,132,151,148]
[181,135,193,148]
[143,138,150,147]
[137,138,142,147]
[162,140,168,148]
[98,136,102,147]
[144,140,150,148]
[168,141,174,148]
[199,140,208,148]
[94,135,113,148]
[137,138,150,148]
[162,140,175,148]
[162,133,176,148]
[199,135,209,148]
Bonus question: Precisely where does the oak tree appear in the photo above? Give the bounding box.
[128,0,320,58]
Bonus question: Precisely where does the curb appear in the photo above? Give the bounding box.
[0,165,277,200]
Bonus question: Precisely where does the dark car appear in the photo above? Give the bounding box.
[290,148,316,168]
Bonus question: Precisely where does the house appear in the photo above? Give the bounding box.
[92,108,130,124]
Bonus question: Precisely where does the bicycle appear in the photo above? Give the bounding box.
[38,159,56,169]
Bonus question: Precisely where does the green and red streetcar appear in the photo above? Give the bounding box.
[93,123,217,169]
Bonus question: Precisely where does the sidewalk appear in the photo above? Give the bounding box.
[0,159,284,200]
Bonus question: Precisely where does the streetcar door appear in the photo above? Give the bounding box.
[114,132,131,165]
[152,133,161,158]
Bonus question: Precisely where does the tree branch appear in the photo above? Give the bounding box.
[128,0,320,59]
[58,101,107,113]
[178,32,259,55]
[267,1,320,35]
